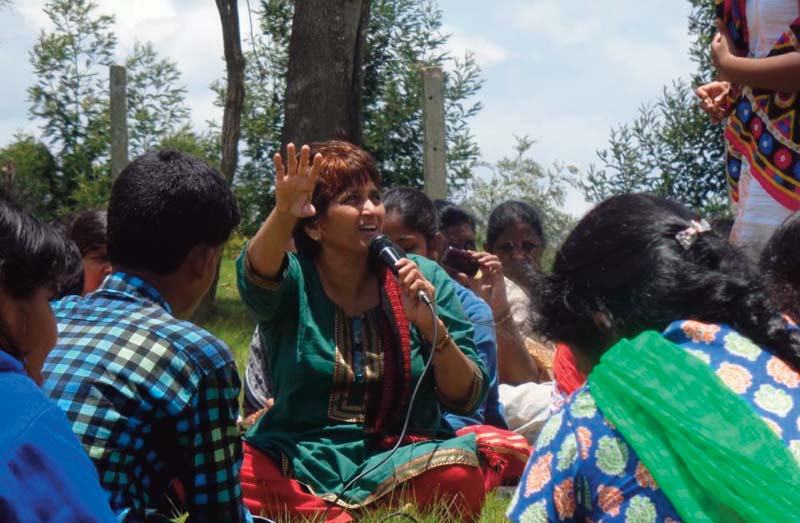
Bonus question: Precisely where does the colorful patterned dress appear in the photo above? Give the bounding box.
[507,320,800,523]
[717,0,800,251]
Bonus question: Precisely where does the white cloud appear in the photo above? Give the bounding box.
[515,0,602,45]
[5,0,246,136]
[445,29,511,69]
[15,1,50,30]
[601,36,693,92]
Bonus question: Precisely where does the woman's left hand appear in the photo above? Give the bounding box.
[395,258,438,341]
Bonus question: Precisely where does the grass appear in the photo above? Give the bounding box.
[193,255,512,522]
[197,255,256,374]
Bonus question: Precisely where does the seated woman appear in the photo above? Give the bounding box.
[51,210,111,297]
[67,210,112,295]
[457,200,581,440]
[0,199,116,522]
[237,142,493,522]
[761,212,800,324]
[484,200,555,376]
[436,201,542,387]
[383,188,531,478]
[507,194,800,522]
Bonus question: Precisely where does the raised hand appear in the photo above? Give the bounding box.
[274,143,323,218]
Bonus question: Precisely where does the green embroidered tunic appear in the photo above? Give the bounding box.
[237,250,488,507]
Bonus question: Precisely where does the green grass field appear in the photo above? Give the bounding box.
[193,254,511,522]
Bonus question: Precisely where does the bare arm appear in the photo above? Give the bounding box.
[713,19,800,92]
[395,258,482,407]
[431,318,484,408]
[246,144,322,278]
[495,314,543,385]
[719,53,800,92]
[460,252,542,385]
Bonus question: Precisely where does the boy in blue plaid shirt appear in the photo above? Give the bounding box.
[43,150,251,523]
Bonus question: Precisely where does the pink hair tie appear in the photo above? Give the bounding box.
[675,219,711,250]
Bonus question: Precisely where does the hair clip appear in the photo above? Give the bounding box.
[675,219,711,250]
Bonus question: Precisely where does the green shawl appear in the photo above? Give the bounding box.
[589,331,800,523]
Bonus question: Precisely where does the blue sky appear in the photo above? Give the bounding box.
[0,0,697,215]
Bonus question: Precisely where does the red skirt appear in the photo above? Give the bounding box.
[240,426,530,522]
[455,425,532,484]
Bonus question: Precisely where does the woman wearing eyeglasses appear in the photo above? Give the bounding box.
[478,202,585,440]
[485,201,556,376]
[441,201,573,443]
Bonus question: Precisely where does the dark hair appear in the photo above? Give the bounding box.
[760,212,800,322]
[535,193,800,371]
[294,141,381,257]
[54,241,86,298]
[67,210,107,256]
[383,188,438,241]
[710,216,734,240]
[107,149,241,274]
[0,198,67,300]
[434,200,476,232]
[485,200,545,250]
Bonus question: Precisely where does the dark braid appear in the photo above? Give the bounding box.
[533,194,800,372]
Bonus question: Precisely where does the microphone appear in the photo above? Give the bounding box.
[368,235,432,305]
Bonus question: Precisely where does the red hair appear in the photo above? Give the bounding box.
[294,141,381,257]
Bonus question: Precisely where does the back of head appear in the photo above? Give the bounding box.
[67,210,107,256]
[760,212,800,321]
[485,200,545,250]
[383,187,438,241]
[435,200,476,232]
[55,241,86,298]
[107,149,240,275]
[0,198,67,300]
[710,216,734,240]
[536,193,800,370]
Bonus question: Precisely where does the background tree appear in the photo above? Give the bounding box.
[27,0,116,209]
[158,129,221,171]
[125,41,190,156]
[281,0,371,147]
[0,134,59,219]
[193,0,247,317]
[211,0,289,232]
[578,0,727,216]
[215,0,245,187]
[462,136,577,246]
[362,0,482,194]
[26,0,191,216]
[226,0,483,233]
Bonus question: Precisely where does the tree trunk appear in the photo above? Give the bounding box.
[195,0,245,320]
[282,0,370,148]
[215,0,245,186]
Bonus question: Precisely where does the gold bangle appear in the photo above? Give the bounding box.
[434,331,452,353]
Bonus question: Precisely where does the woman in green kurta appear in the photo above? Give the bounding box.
[237,141,491,522]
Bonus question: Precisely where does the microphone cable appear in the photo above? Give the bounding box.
[323,296,439,519]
